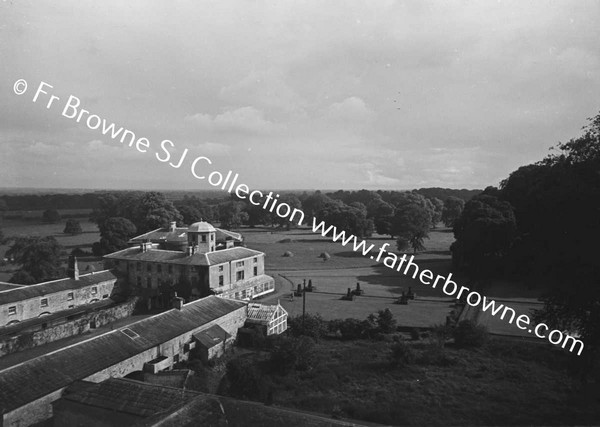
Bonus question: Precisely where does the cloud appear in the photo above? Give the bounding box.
[325,96,375,123]
[185,107,278,134]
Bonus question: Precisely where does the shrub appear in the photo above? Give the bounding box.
[288,313,327,340]
[270,335,317,374]
[390,340,415,367]
[410,327,421,341]
[430,323,452,348]
[376,308,397,333]
[63,219,83,235]
[452,319,489,348]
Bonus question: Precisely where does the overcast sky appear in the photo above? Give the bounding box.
[1,0,599,191]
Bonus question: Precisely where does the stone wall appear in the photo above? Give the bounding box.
[0,298,138,358]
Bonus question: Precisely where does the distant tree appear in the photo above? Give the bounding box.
[452,320,488,348]
[42,208,61,223]
[392,203,431,253]
[93,217,137,255]
[6,236,64,284]
[176,205,203,225]
[273,194,303,229]
[0,199,7,220]
[317,199,373,238]
[63,219,83,235]
[218,201,248,230]
[441,197,464,228]
[132,192,182,233]
[372,200,395,237]
[429,197,444,227]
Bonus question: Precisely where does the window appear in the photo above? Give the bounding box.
[136,262,141,271]
[40,298,48,308]
[211,234,214,241]
[218,265,224,272]
[253,266,258,276]
[8,306,16,316]
[147,278,152,289]
[219,275,224,286]
[236,270,244,281]
[102,294,109,299]
[168,265,173,274]
[114,260,120,267]
[157,264,162,273]
[137,276,142,287]
[91,287,97,295]
[147,264,152,272]
[253,257,258,264]
[67,292,74,301]
[236,261,244,268]
[201,234,207,242]
[68,305,74,309]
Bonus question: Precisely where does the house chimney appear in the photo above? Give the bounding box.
[67,255,80,280]
[187,245,194,256]
[172,292,184,310]
[170,221,177,232]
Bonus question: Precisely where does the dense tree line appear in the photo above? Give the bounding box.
[452,111,600,370]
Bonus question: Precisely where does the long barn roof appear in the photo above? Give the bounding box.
[0,295,246,414]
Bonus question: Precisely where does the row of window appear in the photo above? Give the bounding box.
[135,262,174,274]
[6,286,103,316]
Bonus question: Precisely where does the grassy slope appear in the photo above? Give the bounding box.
[249,338,600,426]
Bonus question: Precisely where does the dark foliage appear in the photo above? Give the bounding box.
[452,320,489,348]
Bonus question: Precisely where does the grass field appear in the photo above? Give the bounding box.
[223,337,600,426]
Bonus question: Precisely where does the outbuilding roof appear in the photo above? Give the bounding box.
[0,295,246,414]
[246,303,286,325]
[0,270,117,306]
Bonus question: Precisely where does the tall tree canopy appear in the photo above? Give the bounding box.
[441,196,465,228]
[6,236,64,284]
[92,217,137,256]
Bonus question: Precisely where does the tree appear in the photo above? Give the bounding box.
[176,205,203,225]
[93,217,137,255]
[451,194,516,276]
[441,197,465,227]
[429,197,444,227]
[376,308,397,333]
[391,203,431,253]
[218,201,248,230]
[63,219,83,235]
[371,200,395,237]
[6,236,64,284]
[42,208,61,223]
[132,192,183,234]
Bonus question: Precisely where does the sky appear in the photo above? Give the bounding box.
[1,0,599,191]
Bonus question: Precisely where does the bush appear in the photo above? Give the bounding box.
[288,313,327,340]
[410,327,421,341]
[63,219,83,235]
[430,323,452,348]
[376,308,397,333]
[270,335,317,374]
[42,209,61,223]
[452,320,489,348]
[390,340,415,367]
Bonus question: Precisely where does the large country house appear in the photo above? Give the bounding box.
[104,221,275,308]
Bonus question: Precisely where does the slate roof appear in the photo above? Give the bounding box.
[60,378,199,417]
[0,295,246,414]
[105,246,262,267]
[0,270,117,306]
[0,282,24,292]
[128,226,242,245]
[193,324,231,349]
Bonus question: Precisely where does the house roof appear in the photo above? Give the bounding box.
[246,303,286,325]
[0,295,246,414]
[0,270,117,306]
[0,282,24,292]
[188,221,216,233]
[105,246,262,267]
[193,324,231,349]
[129,226,242,245]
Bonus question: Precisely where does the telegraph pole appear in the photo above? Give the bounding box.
[302,279,306,328]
